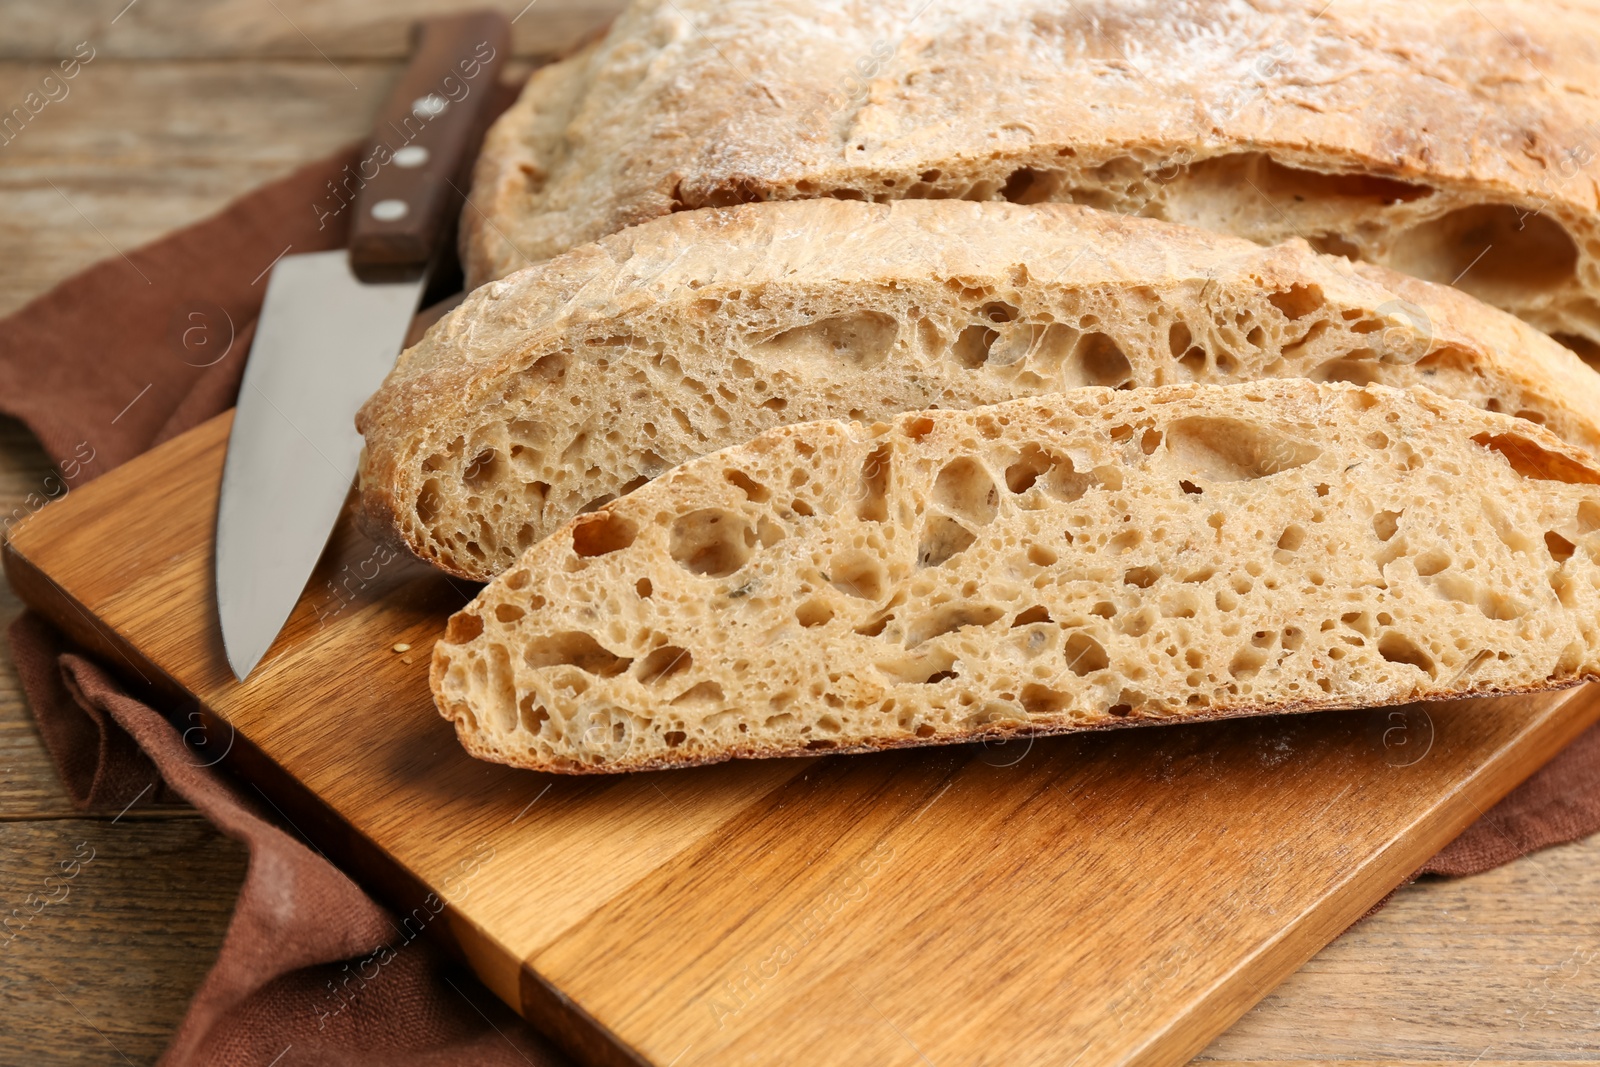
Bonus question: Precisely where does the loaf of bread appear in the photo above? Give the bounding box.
[462,0,1600,360]
[431,379,1600,773]
[360,199,1600,581]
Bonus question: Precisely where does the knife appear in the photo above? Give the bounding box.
[217,11,510,681]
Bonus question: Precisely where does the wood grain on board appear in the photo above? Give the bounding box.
[6,408,1600,1067]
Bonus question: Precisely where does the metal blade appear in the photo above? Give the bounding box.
[217,249,426,680]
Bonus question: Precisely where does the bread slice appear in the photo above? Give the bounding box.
[432,379,1600,774]
[462,0,1600,359]
[360,199,1600,581]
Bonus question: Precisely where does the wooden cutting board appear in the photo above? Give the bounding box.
[6,408,1598,1067]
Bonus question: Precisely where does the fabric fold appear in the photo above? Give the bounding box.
[6,615,564,1066]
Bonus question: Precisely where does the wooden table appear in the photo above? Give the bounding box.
[1,3,1598,1063]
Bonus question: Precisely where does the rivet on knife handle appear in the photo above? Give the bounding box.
[348,10,512,278]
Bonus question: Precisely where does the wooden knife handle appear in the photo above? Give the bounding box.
[348,11,511,278]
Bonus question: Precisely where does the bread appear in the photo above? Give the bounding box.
[360,199,1600,581]
[430,379,1600,774]
[462,0,1600,361]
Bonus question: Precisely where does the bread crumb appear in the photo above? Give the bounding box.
[432,378,1600,774]
[365,198,1600,583]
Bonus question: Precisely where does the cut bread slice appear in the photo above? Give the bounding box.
[360,199,1600,581]
[464,0,1600,358]
[433,379,1600,774]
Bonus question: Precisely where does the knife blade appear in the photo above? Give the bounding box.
[217,11,510,681]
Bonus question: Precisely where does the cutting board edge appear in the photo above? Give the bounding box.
[521,963,654,1067]
[2,517,536,1021]
[1136,682,1600,1067]
[5,511,187,707]
[501,685,1600,1067]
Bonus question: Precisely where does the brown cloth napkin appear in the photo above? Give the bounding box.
[4,145,1600,1067]
[8,614,564,1067]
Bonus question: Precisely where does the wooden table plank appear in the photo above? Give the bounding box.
[0,57,550,318]
[0,0,620,61]
[0,817,248,1067]
[0,416,73,815]
[0,59,400,319]
[1202,833,1600,1063]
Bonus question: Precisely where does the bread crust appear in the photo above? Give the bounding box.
[444,674,1599,776]
[462,0,1600,348]
[430,379,1600,774]
[363,199,1600,580]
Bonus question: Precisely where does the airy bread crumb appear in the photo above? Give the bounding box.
[361,200,1600,581]
[432,380,1600,774]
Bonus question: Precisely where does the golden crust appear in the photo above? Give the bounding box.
[444,674,1597,776]
[463,0,1600,346]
